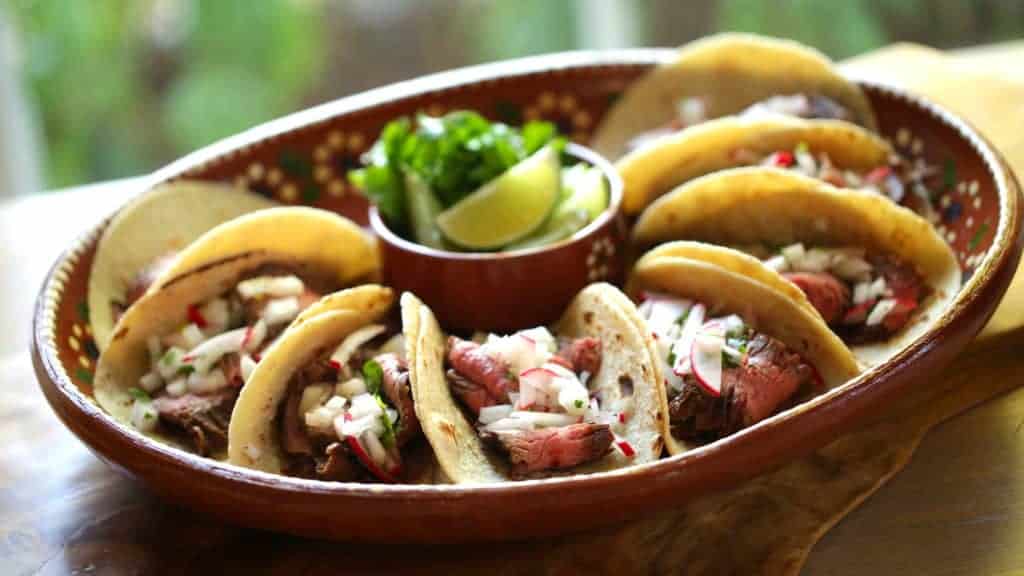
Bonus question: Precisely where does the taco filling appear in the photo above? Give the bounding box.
[272,322,419,482]
[444,327,635,476]
[111,252,178,323]
[638,293,821,443]
[128,265,334,455]
[751,243,930,344]
[627,93,855,152]
[729,142,939,218]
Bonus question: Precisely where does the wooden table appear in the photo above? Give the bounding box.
[3,44,1024,575]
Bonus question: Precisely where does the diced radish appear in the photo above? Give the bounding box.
[865,165,892,184]
[478,404,514,424]
[616,439,636,458]
[517,366,556,409]
[187,304,208,329]
[671,303,705,376]
[262,297,301,326]
[344,434,399,482]
[638,297,692,340]
[690,324,725,397]
[770,150,795,167]
[236,275,305,300]
[329,324,387,375]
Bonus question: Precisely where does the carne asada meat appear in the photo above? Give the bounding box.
[447,368,501,417]
[153,389,237,456]
[376,353,420,446]
[446,337,517,402]
[669,334,812,442]
[483,423,613,475]
[556,337,603,375]
[783,272,849,324]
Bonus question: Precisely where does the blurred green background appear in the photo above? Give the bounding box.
[3,0,1022,191]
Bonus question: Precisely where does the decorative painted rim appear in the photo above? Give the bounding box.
[32,50,1023,500]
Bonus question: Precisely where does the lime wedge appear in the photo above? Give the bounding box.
[436,145,560,250]
[404,173,444,249]
[507,164,608,249]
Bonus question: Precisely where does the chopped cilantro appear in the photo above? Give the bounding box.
[574,399,585,409]
[179,365,195,376]
[374,395,398,448]
[128,387,151,402]
[666,348,677,368]
[795,141,810,155]
[673,308,690,326]
[348,111,565,236]
[362,359,383,396]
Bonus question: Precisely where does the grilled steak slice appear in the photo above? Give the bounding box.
[783,271,850,324]
[555,337,603,375]
[446,337,516,402]
[742,93,855,123]
[447,369,500,417]
[153,389,237,456]
[316,442,358,482]
[375,353,420,446]
[669,333,811,442]
[483,423,613,475]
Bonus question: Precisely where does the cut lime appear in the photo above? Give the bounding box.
[404,173,444,249]
[436,145,561,250]
[508,164,608,249]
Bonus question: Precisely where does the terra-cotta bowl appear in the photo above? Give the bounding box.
[369,141,625,334]
[32,49,1022,543]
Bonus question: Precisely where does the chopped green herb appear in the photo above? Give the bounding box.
[674,308,690,326]
[795,141,810,155]
[375,395,398,448]
[362,359,383,396]
[574,399,585,409]
[128,387,151,402]
[349,111,565,235]
[179,365,195,376]
[666,348,677,368]
[722,351,740,369]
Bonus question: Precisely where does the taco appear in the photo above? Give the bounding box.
[94,207,378,458]
[413,283,663,482]
[633,168,961,367]
[591,33,877,161]
[228,287,439,483]
[613,115,936,216]
[625,253,861,454]
[89,181,278,350]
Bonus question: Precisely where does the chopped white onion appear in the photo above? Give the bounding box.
[329,324,387,374]
[336,413,377,439]
[156,347,188,380]
[185,327,247,374]
[337,377,368,398]
[866,298,898,326]
[239,354,258,382]
[764,254,788,272]
[146,336,163,364]
[181,323,206,349]
[131,400,158,432]
[242,320,267,353]
[348,393,383,420]
[556,375,590,416]
[262,297,301,326]
[165,377,187,397]
[139,371,163,393]
[478,404,514,424]
[506,410,579,428]
[187,369,228,394]
[199,298,230,332]
[299,383,331,416]
[236,275,305,300]
[638,296,692,341]
[362,430,394,470]
[324,396,348,411]
[781,243,806,267]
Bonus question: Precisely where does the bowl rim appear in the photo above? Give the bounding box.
[32,49,1023,502]
[368,141,624,260]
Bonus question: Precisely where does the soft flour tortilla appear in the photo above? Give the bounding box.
[616,115,891,215]
[633,168,962,367]
[626,255,862,455]
[88,181,278,350]
[227,285,399,473]
[591,33,877,161]
[413,283,664,484]
[94,209,378,455]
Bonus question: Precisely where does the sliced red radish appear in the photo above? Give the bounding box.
[671,303,705,376]
[187,304,208,329]
[690,323,725,397]
[771,150,795,167]
[517,366,557,409]
[345,435,399,483]
[865,165,892,184]
[616,440,636,458]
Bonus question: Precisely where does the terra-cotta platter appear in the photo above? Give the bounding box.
[32,49,1022,542]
